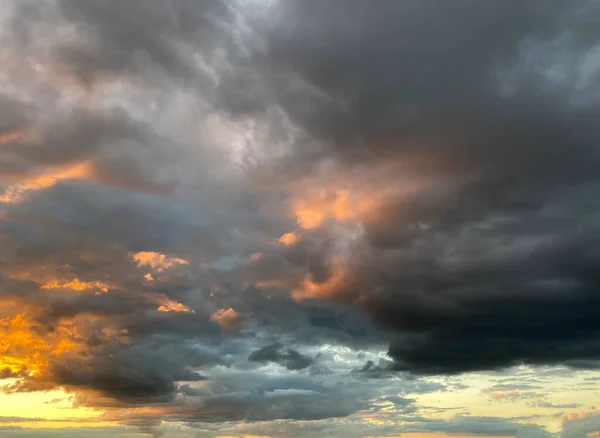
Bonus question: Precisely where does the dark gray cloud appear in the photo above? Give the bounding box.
[54,0,233,86]
[248,342,314,370]
[49,342,210,404]
[5,108,142,167]
[0,95,30,134]
[210,0,600,374]
[0,103,178,197]
[0,367,28,380]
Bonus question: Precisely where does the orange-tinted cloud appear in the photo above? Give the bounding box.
[275,166,431,302]
[564,410,599,423]
[291,188,380,229]
[211,308,248,329]
[286,161,431,231]
[0,161,92,204]
[0,127,31,144]
[0,314,83,377]
[278,232,300,246]
[41,279,110,294]
[291,265,347,301]
[131,251,189,271]
[156,297,194,314]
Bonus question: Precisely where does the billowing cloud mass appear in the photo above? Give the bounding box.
[1,0,600,437]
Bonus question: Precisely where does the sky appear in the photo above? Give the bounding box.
[0,0,600,437]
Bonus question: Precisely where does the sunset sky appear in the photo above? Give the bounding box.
[1,1,600,437]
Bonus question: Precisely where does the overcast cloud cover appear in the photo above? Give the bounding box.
[1,1,600,437]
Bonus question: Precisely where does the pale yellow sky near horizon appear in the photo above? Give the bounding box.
[1,365,599,437]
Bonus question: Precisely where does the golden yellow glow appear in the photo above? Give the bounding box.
[1,315,47,374]
[131,251,189,271]
[42,279,110,293]
[0,303,131,429]
[0,314,83,375]
[278,231,300,246]
[0,387,102,424]
[156,299,194,313]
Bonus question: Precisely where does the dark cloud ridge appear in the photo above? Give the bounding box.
[218,0,600,374]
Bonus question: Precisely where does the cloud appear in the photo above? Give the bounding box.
[531,402,582,409]
[188,414,554,438]
[210,308,248,330]
[53,0,233,87]
[562,411,600,438]
[410,416,555,438]
[0,416,46,423]
[248,343,314,370]
[481,384,542,402]
[1,0,600,436]
[212,0,600,374]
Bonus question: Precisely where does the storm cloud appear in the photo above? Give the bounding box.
[1,0,600,436]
